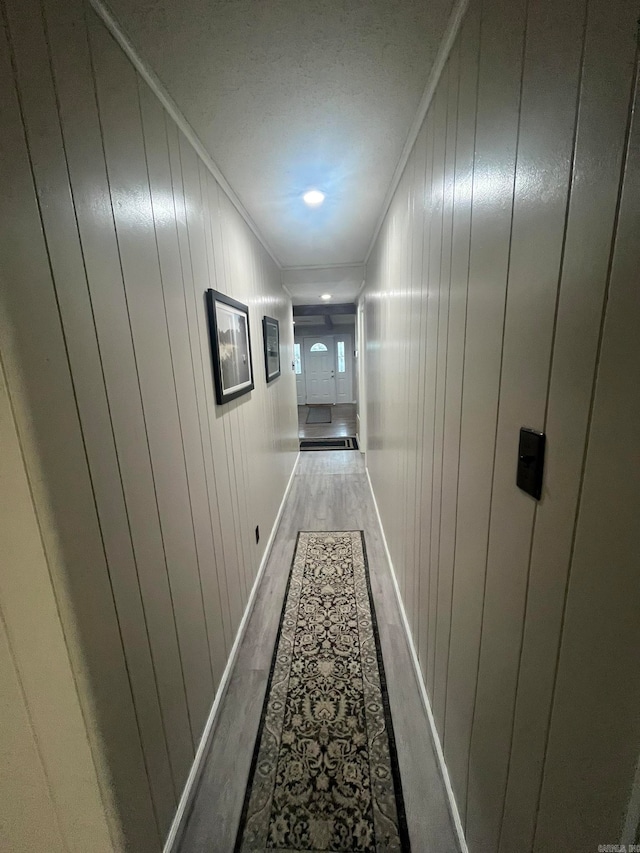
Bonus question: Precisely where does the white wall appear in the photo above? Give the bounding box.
[363,0,640,849]
[0,0,297,848]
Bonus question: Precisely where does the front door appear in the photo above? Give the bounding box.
[304,337,336,404]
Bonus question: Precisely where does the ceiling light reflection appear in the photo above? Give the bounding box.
[303,189,325,207]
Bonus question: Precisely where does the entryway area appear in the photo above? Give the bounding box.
[292,301,362,451]
[295,332,355,407]
[298,403,357,440]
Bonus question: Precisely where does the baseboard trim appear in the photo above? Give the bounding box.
[365,465,468,853]
[163,451,301,853]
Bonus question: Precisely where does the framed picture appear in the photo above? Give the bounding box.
[205,289,254,404]
[262,316,281,383]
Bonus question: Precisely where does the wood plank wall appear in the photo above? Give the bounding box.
[363,0,640,850]
[0,358,116,853]
[0,0,298,848]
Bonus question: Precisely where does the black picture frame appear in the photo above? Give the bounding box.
[205,289,254,404]
[262,316,281,383]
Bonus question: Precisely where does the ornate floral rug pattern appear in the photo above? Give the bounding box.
[235,531,410,852]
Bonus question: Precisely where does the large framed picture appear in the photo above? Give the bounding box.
[205,289,254,405]
[262,316,281,383]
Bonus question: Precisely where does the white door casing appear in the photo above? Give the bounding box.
[335,334,353,404]
[356,299,366,451]
[294,341,305,404]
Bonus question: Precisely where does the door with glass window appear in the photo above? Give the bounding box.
[304,337,336,404]
[294,342,305,404]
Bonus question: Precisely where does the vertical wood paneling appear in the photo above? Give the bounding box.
[179,138,245,632]
[0,0,297,848]
[423,69,448,697]
[138,82,227,688]
[166,124,235,648]
[534,48,640,850]
[0,3,159,847]
[0,620,66,853]
[364,0,638,849]
[435,4,480,738]
[212,194,251,605]
[376,194,396,589]
[217,188,256,602]
[415,107,436,674]
[5,0,180,832]
[407,128,428,639]
[498,3,639,848]
[444,0,526,815]
[432,42,460,732]
[465,1,587,848]
[401,145,417,635]
[43,0,195,807]
[0,355,113,853]
[389,189,406,597]
[397,158,414,611]
[89,16,215,742]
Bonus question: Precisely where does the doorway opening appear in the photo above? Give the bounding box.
[295,333,354,406]
[293,305,359,446]
[295,334,356,442]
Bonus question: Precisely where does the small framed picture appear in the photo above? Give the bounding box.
[262,315,281,383]
[205,289,254,404]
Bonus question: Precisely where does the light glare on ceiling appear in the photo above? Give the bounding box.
[303,189,325,207]
[320,293,332,301]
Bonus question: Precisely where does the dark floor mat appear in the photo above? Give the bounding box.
[305,406,332,424]
[299,437,359,451]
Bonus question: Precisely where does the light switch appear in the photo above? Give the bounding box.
[517,427,545,500]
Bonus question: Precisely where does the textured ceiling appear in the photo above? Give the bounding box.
[104,0,454,271]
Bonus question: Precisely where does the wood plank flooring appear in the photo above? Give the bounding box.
[178,451,458,852]
[298,403,357,439]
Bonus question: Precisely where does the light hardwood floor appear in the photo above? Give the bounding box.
[298,403,357,440]
[178,451,458,852]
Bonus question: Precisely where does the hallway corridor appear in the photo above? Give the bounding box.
[1,0,639,848]
[178,450,458,852]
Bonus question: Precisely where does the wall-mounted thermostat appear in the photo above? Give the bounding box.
[517,427,545,500]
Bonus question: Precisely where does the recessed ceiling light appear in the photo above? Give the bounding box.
[303,189,325,207]
[320,293,332,301]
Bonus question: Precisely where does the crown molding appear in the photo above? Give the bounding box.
[364,0,470,264]
[87,0,283,270]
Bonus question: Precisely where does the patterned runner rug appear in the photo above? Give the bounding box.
[235,530,410,852]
